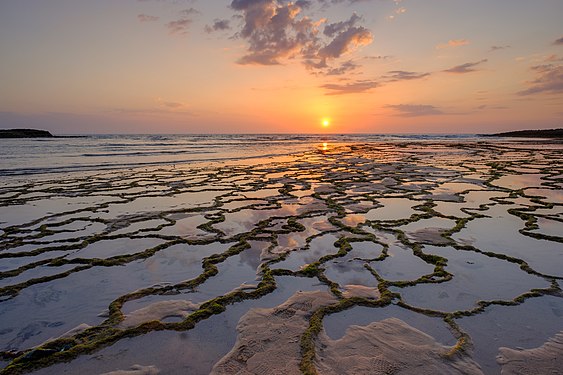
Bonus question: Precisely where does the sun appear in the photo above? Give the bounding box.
[322,118,330,127]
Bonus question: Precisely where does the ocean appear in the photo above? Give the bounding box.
[0,133,480,176]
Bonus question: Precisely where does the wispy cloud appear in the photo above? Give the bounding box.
[157,98,186,109]
[476,104,508,110]
[518,63,563,95]
[386,104,444,117]
[138,14,160,23]
[138,0,197,3]
[384,70,431,81]
[436,39,469,49]
[387,0,407,21]
[545,54,563,62]
[179,7,199,16]
[325,60,360,75]
[553,36,563,46]
[316,0,383,5]
[320,67,431,94]
[321,80,379,95]
[444,59,487,74]
[489,45,510,52]
[167,18,192,35]
[364,55,392,61]
[205,19,231,33]
[137,1,198,35]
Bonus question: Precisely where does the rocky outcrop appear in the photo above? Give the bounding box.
[0,129,54,138]
[482,128,563,138]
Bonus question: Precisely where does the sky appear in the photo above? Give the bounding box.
[0,0,562,134]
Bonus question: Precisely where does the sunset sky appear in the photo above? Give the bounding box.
[0,0,562,134]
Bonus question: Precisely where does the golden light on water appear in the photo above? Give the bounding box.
[322,142,328,151]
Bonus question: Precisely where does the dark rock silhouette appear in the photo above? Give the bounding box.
[482,128,563,138]
[0,129,54,138]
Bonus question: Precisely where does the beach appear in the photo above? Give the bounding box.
[0,136,562,374]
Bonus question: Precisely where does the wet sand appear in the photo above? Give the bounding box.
[0,140,562,374]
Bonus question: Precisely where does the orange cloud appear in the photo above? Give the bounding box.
[436,39,470,49]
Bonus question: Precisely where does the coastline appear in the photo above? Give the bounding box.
[480,128,563,138]
[0,138,561,374]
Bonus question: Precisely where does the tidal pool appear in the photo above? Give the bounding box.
[65,237,165,260]
[272,233,341,271]
[0,243,230,352]
[370,243,434,283]
[392,245,549,312]
[457,295,563,374]
[30,276,328,375]
[453,204,563,277]
[364,198,418,221]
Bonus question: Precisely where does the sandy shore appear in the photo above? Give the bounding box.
[0,140,561,374]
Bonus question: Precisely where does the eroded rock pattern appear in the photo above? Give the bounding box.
[0,141,561,374]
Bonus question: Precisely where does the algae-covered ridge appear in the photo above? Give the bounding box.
[0,140,562,374]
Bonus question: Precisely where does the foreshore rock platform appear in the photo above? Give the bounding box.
[0,139,561,374]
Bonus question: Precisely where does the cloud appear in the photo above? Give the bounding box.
[325,60,359,75]
[158,99,185,109]
[489,45,510,52]
[179,7,200,16]
[384,70,431,81]
[386,104,444,117]
[387,4,407,21]
[167,18,192,35]
[396,7,406,14]
[320,67,431,94]
[476,105,508,110]
[545,54,563,62]
[138,0,197,3]
[205,19,231,33]
[364,55,392,61]
[436,39,469,49]
[444,59,487,74]
[295,1,314,9]
[316,0,380,5]
[138,14,160,22]
[321,80,379,95]
[318,24,373,59]
[518,63,563,95]
[554,36,563,46]
[230,1,373,72]
[323,13,361,37]
[231,0,319,65]
[109,98,192,115]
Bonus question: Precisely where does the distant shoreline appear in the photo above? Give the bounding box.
[0,129,53,138]
[481,128,563,138]
[1,128,562,139]
[0,129,87,138]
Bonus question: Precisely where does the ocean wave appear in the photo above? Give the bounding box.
[80,149,217,157]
